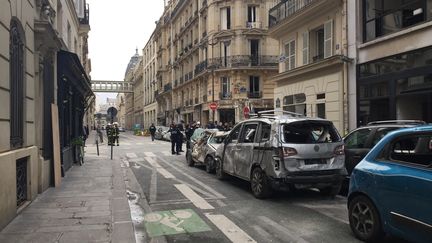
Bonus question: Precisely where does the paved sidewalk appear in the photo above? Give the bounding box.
[0,134,135,243]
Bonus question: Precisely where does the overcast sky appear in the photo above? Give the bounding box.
[87,0,165,109]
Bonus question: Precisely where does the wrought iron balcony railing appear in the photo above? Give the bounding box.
[208,55,278,68]
[269,0,317,28]
[164,83,172,92]
[246,21,262,29]
[248,91,263,99]
[195,60,208,75]
[79,4,90,25]
[219,92,232,100]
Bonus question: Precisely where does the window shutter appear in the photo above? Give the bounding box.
[290,40,296,70]
[324,19,333,58]
[302,31,309,65]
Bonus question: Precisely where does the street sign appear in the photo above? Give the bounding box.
[243,106,250,115]
[107,107,118,118]
[209,102,218,111]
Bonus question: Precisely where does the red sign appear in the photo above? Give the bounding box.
[209,102,218,111]
[243,106,250,118]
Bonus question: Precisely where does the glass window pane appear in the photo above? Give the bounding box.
[390,135,432,166]
[345,128,372,149]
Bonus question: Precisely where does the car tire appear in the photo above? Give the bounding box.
[215,158,227,180]
[348,195,383,242]
[320,183,342,197]
[250,167,272,199]
[205,156,214,174]
[186,151,194,167]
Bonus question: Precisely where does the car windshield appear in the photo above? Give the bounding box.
[282,121,341,144]
[208,135,226,144]
[191,128,205,141]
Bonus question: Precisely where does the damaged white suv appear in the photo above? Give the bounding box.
[214,111,346,198]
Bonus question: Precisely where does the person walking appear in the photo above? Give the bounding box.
[149,123,157,141]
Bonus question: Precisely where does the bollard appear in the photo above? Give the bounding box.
[111,144,113,160]
[96,139,99,156]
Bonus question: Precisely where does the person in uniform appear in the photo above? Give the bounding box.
[168,124,179,155]
[113,122,120,146]
[106,124,112,146]
[149,123,157,141]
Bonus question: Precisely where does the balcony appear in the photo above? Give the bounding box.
[313,53,324,63]
[195,60,208,75]
[208,55,278,68]
[248,91,263,99]
[219,92,232,100]
[79,4,90,25]
[246,21,262,29]
[269,0,317,28]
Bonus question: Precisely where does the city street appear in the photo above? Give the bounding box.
[113,132,403,243]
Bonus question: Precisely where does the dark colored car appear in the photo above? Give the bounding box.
[344,120,425,176]
[348,125,432,242]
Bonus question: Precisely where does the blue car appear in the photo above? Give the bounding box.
[348,126,432,242]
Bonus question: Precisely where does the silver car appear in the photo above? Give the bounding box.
[214,111,346,198]
[186,130,228,173]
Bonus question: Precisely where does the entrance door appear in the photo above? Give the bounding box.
[219,109,235,124]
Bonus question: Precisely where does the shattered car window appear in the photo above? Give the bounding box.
[283,122,341,144]
[209,135,226,144]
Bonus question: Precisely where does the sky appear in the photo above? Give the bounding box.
[87,0,165,109]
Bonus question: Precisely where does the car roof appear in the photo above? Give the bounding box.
[243,116,329,125]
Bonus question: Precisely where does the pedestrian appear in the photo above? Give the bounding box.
[216,121,224,131]
[149,123,157,141]
[106,124,112,146]
[168,124,179,155]
[176,124,184,154]
[185,124,195,149]
[177,121,185,152]
[113,122,120,146]
[96,125,104,143]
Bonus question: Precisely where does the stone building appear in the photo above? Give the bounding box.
[124,50,141,129]
[143,33,158,129]
[154,0,279,126]
[347,0,432,127]
[268,0,349,133]
[116,93,126,128]
[0,0,92,230]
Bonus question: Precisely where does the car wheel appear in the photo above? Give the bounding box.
[320,183,342,197]
[250,167,272,199]
[348,195,383,242]
[215,158,226,180]
[186,151,194,167]
[205,156,214,174]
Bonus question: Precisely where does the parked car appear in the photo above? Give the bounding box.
[118,127,126,132]
[348,125,432,242]
[344,120,426,176]
[161,127,186,142]
[186,130,228,173]
[214,110,346,198]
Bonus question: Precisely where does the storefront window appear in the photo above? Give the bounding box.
[397,74,432,94]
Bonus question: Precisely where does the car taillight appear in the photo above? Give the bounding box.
[334,145,344,156]
[280,147,297,157]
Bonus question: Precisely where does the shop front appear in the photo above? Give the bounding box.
[357,47,432,126]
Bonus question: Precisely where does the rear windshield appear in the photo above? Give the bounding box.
[282,122,341,144]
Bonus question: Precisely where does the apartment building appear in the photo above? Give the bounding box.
[116,93,126,128]
[0,0,92,230]
[124,50,141,129]
[154,0,279,126]
[268,0,349,133]
[348,0,432,127]
[143,34,158,128]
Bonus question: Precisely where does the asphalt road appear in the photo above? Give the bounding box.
[109,132,406,243]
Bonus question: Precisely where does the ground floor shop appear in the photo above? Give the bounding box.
[357,46,432,126]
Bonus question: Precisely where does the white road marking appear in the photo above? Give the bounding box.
[126,153,138,159]
[144,152,157,157]
[205,213,256,243]
[216,200,227,207]
[150,168,157,202]
[161,151,172,156]
[158,157,226,199]
[174,184,214,210]
[145,157,175,179]
[258,216,308,243]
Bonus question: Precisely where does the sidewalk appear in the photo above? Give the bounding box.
[0,133,135,243]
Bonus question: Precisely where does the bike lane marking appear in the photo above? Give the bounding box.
[146,157,175,179]
[205,213,257,243]
[174,184,214,210]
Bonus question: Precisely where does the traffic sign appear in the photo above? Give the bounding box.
[243,106,250,115]
[107,107,118,118]
[209,102,218,111]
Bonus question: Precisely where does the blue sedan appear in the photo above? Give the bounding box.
[348,126,432,242]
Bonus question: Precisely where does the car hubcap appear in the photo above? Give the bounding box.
[351,202,374,236]
[252,170,263,194]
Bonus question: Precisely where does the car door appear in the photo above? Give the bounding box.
[376,133,432,241]
[222,124,242,175]
[344,128,373,175]
[235,122,258,179]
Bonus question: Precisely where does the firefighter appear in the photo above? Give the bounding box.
[113,122,120,146]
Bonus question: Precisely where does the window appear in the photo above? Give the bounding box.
[302,31,309,65]
[284,40,295,71]
[283,93,306,115]
[389,134,432,166]
[316,103,326,119]
[249,76,260,97]
[240,124,258,143]
[311,27,324,62]
[345,128,372,149]
[221,77,231,99]
[221,41,230,67]
[229,125,241,143]
[260,123,271,142]
[10,19,25,149]
[363,0,429,42]
[221,7,231,30]
[283,122,340,144]
[250,39,259,65]
[248,6,257,23]
[372,127,398,146]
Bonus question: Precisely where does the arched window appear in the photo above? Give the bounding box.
[9,19,25,149]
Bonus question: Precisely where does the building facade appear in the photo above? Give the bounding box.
[0,0,92,230]
[268,0,349,134]
[153,0,279,127]
[348,0,432,126]
[143,34,158,129]
[124,50,141,130]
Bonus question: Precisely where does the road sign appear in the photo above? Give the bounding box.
[107,107,118,118]
[243,106,250,115]
[209,102,218,111]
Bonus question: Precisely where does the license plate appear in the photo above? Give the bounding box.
[304,159,327,165]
